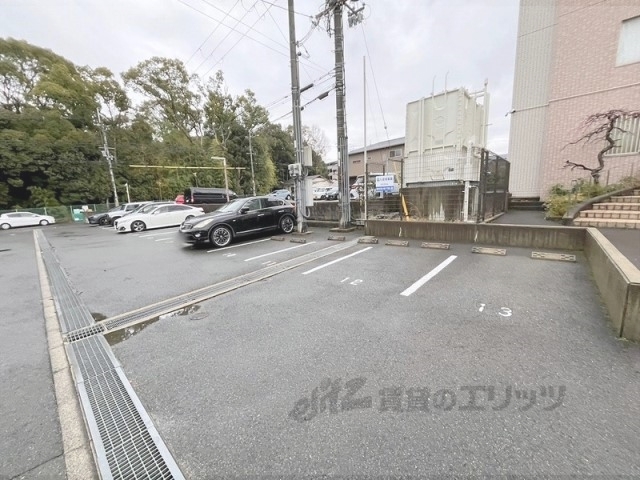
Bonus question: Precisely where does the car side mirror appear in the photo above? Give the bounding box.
[240,207,249,214]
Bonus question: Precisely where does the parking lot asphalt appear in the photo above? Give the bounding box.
[0,227,65,479]
[3,221,640,478]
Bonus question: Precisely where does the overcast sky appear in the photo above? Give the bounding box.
[2,0,519,162]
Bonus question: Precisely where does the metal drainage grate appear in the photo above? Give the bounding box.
[67,336,183,479]
[65,323,106,343]
[36,231,96,333]
[37,231,184,479]
[471,246,507,256]
[65,240,360,340]
[531,251,577,262]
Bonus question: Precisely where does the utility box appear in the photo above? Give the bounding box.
[288,163,301,177]
[303,146,313,167]
[304,177,314,206]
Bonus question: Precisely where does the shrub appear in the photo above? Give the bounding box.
[544,195,573,218]
[544,177,639,218]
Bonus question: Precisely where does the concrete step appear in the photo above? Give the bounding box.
[580,210,640,220]
[593,202,640,211]
[509,197,544,211]
[611,195,640,203]
[573,217,640,229]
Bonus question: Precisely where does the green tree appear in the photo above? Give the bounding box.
[122,57,203,143]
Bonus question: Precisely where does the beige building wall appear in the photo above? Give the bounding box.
[507,0,556,198]
[348,139,404,184]
[541,2,640,196]
[509,0,640,199]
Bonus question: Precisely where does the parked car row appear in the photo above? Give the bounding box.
[0,212,56,230]
[114,203,205,232]
[87,202,151,226]
[84,196,296,248]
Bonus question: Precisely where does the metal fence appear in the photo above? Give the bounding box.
[478,150,510,222]
[346,148,509,224]
[0,204,113,223]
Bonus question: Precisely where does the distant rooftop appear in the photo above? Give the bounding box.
[349,137,405,155]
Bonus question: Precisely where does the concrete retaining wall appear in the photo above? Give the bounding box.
[584,228,640,341]
[365,220,586,250]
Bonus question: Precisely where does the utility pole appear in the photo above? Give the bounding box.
[316,0,364,228]
[96,109,119,206]
[288,0,307,232]
[333,2,349,228]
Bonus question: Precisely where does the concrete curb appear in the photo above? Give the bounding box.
[584,228,640,341]
[365,219,586,250]
[33,231,98,480]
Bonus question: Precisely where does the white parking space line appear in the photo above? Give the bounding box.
[301,246,372,275]
[244,242,316,262]
[138,230,179,238]
[207,238,271,253]
[400,255,457,297]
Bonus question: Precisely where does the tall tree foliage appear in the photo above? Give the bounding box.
[0,39,330,208]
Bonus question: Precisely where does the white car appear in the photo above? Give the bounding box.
[0,212,56,230]
[114,204,204,233]
[313,187,330,200]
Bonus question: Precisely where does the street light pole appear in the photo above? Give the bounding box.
[124,182,131,203]
[248,130,257,196]
[211,156,231,203]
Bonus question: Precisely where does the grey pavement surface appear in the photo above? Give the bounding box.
[0,228,65,479]
[38,223,640,477]
[4,219,640,478]
[494,210,640,269]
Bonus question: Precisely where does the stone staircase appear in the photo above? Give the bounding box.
[573,189,640,229]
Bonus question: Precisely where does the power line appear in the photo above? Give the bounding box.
[185,0,242,65]
[178,0,287,71]
[259,0,311,18]
[200,2,275,77]
[192,0,263,73]
[360,24,389,142]
[180,0,327,76]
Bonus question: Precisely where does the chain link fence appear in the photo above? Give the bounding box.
[0,203,113,223]
[350,148,509,224]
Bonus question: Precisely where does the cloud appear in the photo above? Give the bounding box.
[0,0,519,161]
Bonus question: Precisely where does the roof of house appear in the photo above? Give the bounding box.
[349,137,405,155]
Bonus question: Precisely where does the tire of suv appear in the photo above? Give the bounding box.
[210,225,232,247]
[279,215,295,234]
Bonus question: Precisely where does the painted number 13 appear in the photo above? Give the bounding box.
[478,304,512,317]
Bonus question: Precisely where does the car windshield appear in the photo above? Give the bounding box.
[137,203,166,214]
[215,199,245,213]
